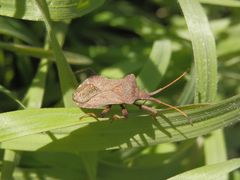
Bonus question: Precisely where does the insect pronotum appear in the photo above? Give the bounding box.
[72,72,190,123]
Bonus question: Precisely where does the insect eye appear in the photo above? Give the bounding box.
[73,84,99,103]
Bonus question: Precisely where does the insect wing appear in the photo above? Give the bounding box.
[80,91,124,108]
[73,74,139,108]
[73,83,100,103]
[73,75,124,108]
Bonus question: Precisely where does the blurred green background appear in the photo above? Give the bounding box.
[0,0,240,179]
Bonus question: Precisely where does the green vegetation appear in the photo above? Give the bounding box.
[0,0,240,179]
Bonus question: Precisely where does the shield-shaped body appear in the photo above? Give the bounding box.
[72,74,140,108]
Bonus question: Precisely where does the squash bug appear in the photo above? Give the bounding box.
[73,72,190,122]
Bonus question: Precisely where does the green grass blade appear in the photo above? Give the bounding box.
[177,67,195,105]
[0,0,105,21]
[1,150,21,180]
[179,0,225,168]
[217,36,240,58]
[0,94,239,151]
[33,2,96,177]
[2,40,49,180]
[35,0,77,107]
[0,42,92,65]
[204,129,227,180]
[199,0,240,7]
[137,40,171,91]
[179,0,218,103]
[0,85,25,109]
[22,41,49,108]
[168,158,240,180]
[0,17,39,45]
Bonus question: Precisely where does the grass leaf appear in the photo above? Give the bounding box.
[137,40,171,91]
[0,85,25,109]
[0,42,93,65]
[0,17,39,45]
[35,0,77,107]
[0,94,239,151]
[179,0,227,170]
[168,158,240,180]
[199,0,240,7]
[0,0,105,21]
[1,150,21,180]
[179,0,218,103]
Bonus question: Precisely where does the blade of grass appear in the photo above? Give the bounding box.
[0,42,93,65]
[136,39,171,91]
[204,130,227,165]
[199,0,240,7]
[1,150,21,180]
[0,94,239,151]
[217,36,240,59]
[22,40,49,108]
[168,158,240,180]
[179,0,218,103]
[0,0,105,21]
[0,17,39,45]
[1,38,50,180]
[0,85,25,109]
[178,0,226,171]
[232,170,240,180]
[35,0,77,107]
[34,2,98,178]
[177,66,195,105]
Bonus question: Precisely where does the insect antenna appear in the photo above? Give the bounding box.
[148,72,187,96]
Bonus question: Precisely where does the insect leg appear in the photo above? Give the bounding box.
[109,105,128,121]
[134,103,158,117]
[112,114,122,120]
[79,113,99,121]
[120,104,128,118]
[100,105,112,117]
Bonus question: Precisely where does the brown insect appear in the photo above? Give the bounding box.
[72,72,189,121]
